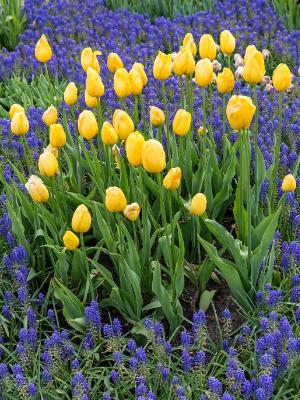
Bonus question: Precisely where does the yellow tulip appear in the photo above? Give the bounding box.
[63,231,79,250]
[78,110,98,141]
[38,151,59,177]
[142,139,166,173]
[220,30,236,55]
[125,131,145,166]
[105,186,127,212]
[85,90,98,108]
[71,204,92,233]
[129,68,143,95]
[226,95,256,131]
[244,45,257,64]
[282,174,296,192]
[173,109,191,136]
[243,50,265,84]
[272,63,292,92]
[107,52,124,73]
[11,112,29,136]
[163,167,182,190]
[182,32,197,57]
[132,63,148,86]
[64,82,78,105]
[112,145,120,169]
[101,122,118,145]
[149,106,165,126]
[35,34,52,63]
[9,104,24,120]
[49,124,66,148]
[190,193,207,216]
[114,68,132,98]
[112,109,134,140]
[195,58,213,87]
[199,34,216,61]
[198,126,207,137]
[153,51,172,80]
[123,202,140,221]
[25,175,49,203]
[86,67,105,97]
[81,47,101,73]
[173,48,195,76]
[216,68,235,94]
[42,105,58,126]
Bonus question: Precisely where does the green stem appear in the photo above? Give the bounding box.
[162,80,171,162]
[97,100,103,158]
[157,125,162,142]
[227,55,231,70]
[244,129,252,267]
[58,148,67,219]
[139,93,147,138]
[208,85,214,147]
[44,63,54,103]
[80,233,94,303]
[222,94,226,159]
[253,84,259,218]
[238,131,244,241]
[20,136,31,175]
[156,173,167,226]
[70,106,82,193]
[179,76,185,108]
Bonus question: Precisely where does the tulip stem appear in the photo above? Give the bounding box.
[58,148,67,219]
[157,125,162,142]
[156,173,167,226]
[70,106,82,193]
[80,233,94,303]
[44,64,54,103]
[253,84,259,220]
[208,85,214,147]
[97,101,103,158]
[139,93,147,138]
[222,94,226,159]
[227,55,231,70]
[161,81,171,163]
[179,76,185,108]
[134,95,139,126]
[201,88,207,168]
[238,131,244,241]
[244,129,252,267]
[20,136,31,175]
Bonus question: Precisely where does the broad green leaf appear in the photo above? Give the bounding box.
[199,290,216,311]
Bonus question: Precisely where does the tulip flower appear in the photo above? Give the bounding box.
[42,105,58,126]
[112,109,134,140]
[244,45,257,64]
[86,67,105,98]
[172,109,191,136]
[107,52,124,73]
[173,48,195,76]
[25,175,49,203]
[190,193,207,216]
[182,32,197,57]
[129,67,143,95]
[81,47,101,73]
[105,186,127,212]
[78,110,98,141]
[114,68,132,98]
[64,82,78,105]
[149,106,165,126]
[101,122,118,145]
[132,63,148,86]
[220,30,236,55]
[125,131,145,166]
[38,151,59,177]
[49,124,66,148]
[195,59,214,87]
[123,202,140,221]
[199,34,216,61]
[243,50,265,84]
[9,104,24,120]
[282,174,296,192]
[272,63,292,92]
[85,90,98,108]
[226,95,256,131]
[153,51,172,80]
[11,112,29,136]
[71,204,92,233]
[112,145,121,169]
[163,167,182,190]
[35,34,52,63]
[63,231,80,250]
[197,126,207,136]
[142,139,166,173]
[216,68,235,94]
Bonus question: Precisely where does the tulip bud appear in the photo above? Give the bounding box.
[226,95,256,131]
[142,139,166,173]
[182,33,197,57]
[49,124,66,148]
[11,112,29,136]
[190,193,207,216]
[243,50,265,84]
[123,202,140,221]
[42,105,58,126]
[172,109,191,136]
[112,109,134,140]
[101,122,117,145]
[153,51,172,80]
[112,145,120,169]
[114,68,132,98]
[78,110,98,141]
[86,67,105,98]
[81,47,101,73]
[272,63,292,92]
[235,66,244,80]
[105,186,127,212]
[35,34,52,63]
[244,45,257,64]
[107,52,124,73]
[85,90,98,108]
[125,131,145,166]
[234,54,244,68]
[220,30,236,55]
[197,126,208,136]
[199,34,216,61]
[63,231,79,250]
[64,82,78,105]
[129,68,143,95]
[212,60,222,72]
[216,68,235,94]
[25,175,49,203]
[281,174,296,192]
[71,204,92,233]
[149,106,165,126]
[195,58,213,87]
[9,104,24,120]
[132,63,148,86]
[163,167,181,190]
[173,48,195,76]
[44,144,58,158]
[38,151,59,177]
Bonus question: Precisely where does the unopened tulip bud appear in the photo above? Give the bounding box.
[243,50,265,84]
[42,105,58,126]
[199,34,216,61]
[86,67,104,98]
[35,34,52,63]
[129,68,143,95]
[107,52,124,73]
[85,90,98,108]
[190,193,207,216]
[220,30,235,55]
[153,51,172,80]
[105,186,127,212]
[173,109,191,136]
[142,139,166,173]
[11,112,29,136]
[195,58,213,87]
[101,122,117,145]
[112,109,134,140]
[81,47,101,73]
[198,126,208,136]
[64,82,78,105]
[281,174,296,192]
[49,124,66,148]
[9,104,24,120]
[63,231,79,250]
[38,151,59,177]
[25,175,49,203]
[244,45,257,64]
[132,63,148,86]
[78,110,98,141]
[114,68,132,98]
[123,202,140,221]
[125,131,145,166]
[226,95,256,131]
[182,32,197,57]
[216,68,235,94]
[163,167,182,190]
[149,106,165,126]
[71,204,92,233]
[272,63,292,92]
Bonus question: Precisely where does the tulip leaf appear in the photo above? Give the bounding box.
[198,256,216,293]
[199,289,216,311]
[174,224,185,297]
